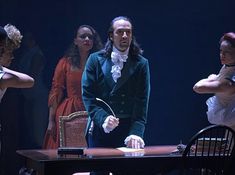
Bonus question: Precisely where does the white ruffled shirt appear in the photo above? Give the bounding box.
[111,47,129,82]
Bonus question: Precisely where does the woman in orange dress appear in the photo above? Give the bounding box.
[43,25,103,149]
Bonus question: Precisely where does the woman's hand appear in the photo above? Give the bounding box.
[47,119,56,141]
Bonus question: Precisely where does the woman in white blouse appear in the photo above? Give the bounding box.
[193,32,235,131]
[0,24,34,102]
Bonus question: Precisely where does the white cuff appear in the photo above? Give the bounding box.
[102,120,111,133]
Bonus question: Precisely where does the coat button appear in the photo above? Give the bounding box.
[121,101,125,105]
[119,110,124,113]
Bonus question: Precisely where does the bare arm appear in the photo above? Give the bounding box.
[0,67,34,89]
[193,75,235,94]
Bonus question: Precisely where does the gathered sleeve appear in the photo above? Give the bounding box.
[48,58,68,108]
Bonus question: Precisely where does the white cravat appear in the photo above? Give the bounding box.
[111,46,129,82]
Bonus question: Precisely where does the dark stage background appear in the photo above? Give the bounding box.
[1,0,235,174]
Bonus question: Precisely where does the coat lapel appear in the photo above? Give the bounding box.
[111,57,137,93]
[98,56,115,89]
[98,54,138,93]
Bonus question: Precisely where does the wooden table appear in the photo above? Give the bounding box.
[16,145,186,175]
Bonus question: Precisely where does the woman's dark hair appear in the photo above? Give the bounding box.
[103,16,143,58]
[0,26,7,42]
[64,25,103,67]
[220,32,235,48]
[0,26,7,56]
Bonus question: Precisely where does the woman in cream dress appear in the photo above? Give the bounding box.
[0,24,34,102]
[193,32,235,131]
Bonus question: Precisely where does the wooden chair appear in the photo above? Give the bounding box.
[181,125,235,175]
[59,111,112,175]
[59,111,88,147]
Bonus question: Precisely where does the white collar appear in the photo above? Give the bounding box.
[112,46,129,56]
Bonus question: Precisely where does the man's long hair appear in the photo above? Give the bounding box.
[64,25,103,67]
[103,16,143,59]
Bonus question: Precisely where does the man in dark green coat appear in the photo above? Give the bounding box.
[82,16,150,150]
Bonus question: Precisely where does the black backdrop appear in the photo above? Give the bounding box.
[0,0,235,174]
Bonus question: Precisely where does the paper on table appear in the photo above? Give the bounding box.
[117,147,144,153]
